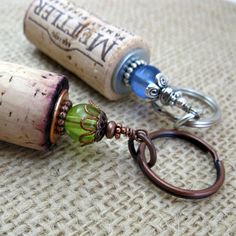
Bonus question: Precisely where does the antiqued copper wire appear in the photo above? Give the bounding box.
[79,116,98,146]
[106,121,148,141]
[80,117,98,132]
[115,123,137,139]
[84,103,101,117]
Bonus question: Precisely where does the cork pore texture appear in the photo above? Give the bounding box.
[0,0,236,235]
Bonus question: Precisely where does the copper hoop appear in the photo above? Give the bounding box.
[128,130,225,199]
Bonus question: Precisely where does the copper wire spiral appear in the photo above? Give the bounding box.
[106,121,148,142]
[115,123,136,140]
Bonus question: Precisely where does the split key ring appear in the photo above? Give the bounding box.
[128,129,225,199]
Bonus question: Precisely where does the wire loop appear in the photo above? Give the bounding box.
[128,129,225,199]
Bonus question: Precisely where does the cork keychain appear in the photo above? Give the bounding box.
[0,61,225,199]
[24,0,221,128]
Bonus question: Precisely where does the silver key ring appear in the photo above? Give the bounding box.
[152,88,221,128]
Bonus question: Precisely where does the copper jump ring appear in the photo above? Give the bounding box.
[128,129,225,199]
[128,130,157,168]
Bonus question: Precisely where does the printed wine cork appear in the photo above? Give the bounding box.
[0,61,68,150]
[24,0,150,100]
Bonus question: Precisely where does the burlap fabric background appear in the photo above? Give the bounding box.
[0,0,235,235]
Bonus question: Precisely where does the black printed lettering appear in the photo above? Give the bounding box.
[78,28,93,45]
[41,4,56,21]
[87,33,118,62]
[51,10,64,26]
[34,0,47,16]
[56,15,73,34]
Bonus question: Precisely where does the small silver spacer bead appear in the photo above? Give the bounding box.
[124,72,130,79]
[127,68,133,74]
[123,58,148,87]
[131,63,137,69]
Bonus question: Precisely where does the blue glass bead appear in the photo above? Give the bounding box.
[129,65,161,99]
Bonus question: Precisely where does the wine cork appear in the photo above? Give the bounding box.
[0,61,68,150]
[24,0,150,100]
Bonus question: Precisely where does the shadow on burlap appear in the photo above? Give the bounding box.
[0,0,235,235]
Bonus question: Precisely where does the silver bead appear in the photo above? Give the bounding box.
[127,68,133,74]
[176,97,187,107]
[175,91,182,98]
[156,73,169,88]
[140,60,146,65]
[146,83,160,99]
[131,63,137,69]
[124,72,130,79]
[123,79,130,86]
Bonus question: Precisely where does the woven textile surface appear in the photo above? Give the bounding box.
[0,0,236,235]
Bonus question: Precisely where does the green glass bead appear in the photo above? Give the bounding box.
[65,104,105,146]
